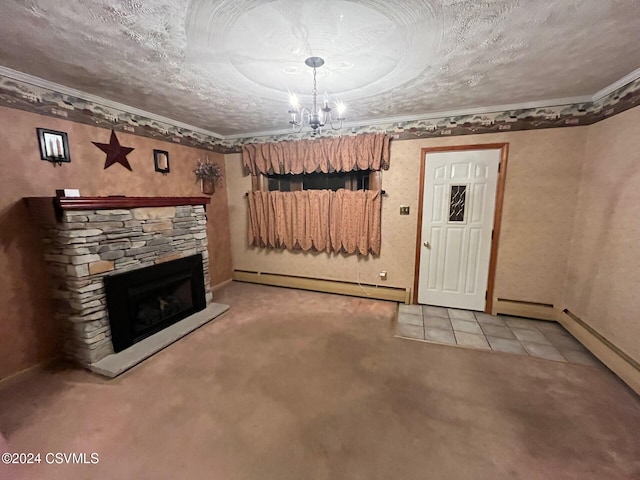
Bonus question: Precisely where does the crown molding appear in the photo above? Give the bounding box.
[1,64,639,144]
[0,66,225,140]
[225,95,595,140]
[592,67,640,101]
[349,95,594,125]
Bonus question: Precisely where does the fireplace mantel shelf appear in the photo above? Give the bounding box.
[40,196,211,211]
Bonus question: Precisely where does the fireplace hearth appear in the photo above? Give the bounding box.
[105,254,206,352]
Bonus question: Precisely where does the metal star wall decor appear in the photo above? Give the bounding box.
[92,130,135,171]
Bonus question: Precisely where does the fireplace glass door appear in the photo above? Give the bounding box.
[130,273,194,338]
[105,254,206,352]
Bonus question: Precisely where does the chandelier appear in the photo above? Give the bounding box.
[288,57,346,134]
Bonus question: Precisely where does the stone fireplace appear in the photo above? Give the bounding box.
[26,196,214,368]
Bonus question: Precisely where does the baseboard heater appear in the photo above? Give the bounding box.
[233,270,410,303]
[559,309,640,395]
[494,298,556,321]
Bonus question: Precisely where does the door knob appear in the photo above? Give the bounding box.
[423,241,431,249]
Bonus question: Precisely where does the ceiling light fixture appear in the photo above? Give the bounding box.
[288,57,346,135]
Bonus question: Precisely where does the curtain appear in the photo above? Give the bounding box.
[242,133,392,175]
[247,190,382,255]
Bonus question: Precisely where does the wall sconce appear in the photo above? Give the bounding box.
[37,128,71,166]
[153,149,170,175]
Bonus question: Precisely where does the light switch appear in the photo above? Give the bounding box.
[400,205,410,215]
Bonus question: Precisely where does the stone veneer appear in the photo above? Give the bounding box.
[30,201,212,366]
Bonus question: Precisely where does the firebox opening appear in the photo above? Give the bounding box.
[105,254,206,352]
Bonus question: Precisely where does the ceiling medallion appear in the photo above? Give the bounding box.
[288,57,346,135]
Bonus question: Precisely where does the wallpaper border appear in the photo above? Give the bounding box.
[1,73,639,153]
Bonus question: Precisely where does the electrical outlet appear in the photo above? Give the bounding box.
[379,271,387,280]
[400,205,410,215]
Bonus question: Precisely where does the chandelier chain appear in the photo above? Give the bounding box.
[312,66,318,113]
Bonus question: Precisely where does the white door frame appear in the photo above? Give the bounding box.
[413,143,509,313]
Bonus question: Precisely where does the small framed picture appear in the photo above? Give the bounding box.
[36,128,71,164]
[153,149,170,175]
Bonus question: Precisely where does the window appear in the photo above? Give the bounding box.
[267,174,297,192]
[255,170,380,192]
[448,185,467,222]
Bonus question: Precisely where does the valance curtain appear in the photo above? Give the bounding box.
[242,133,392,175]
[247,190,382,255]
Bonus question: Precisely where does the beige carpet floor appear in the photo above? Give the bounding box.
[0,282,639,480]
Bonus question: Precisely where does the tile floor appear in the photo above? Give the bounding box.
[396,304,601,366]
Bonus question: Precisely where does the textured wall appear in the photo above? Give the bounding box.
[226,127,586,307]
[564,106,640,360]
[0,106,232,379]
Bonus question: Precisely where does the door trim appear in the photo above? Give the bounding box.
[413,143,509,313]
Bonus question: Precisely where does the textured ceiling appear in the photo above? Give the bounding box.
[0,0,639,137]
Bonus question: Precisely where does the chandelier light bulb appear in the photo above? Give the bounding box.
[287,57,346,135]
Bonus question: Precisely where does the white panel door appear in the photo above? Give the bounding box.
[417,149,500,310]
